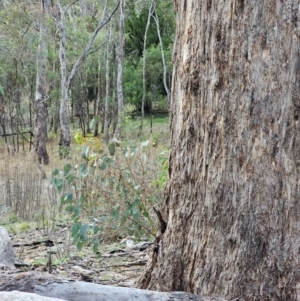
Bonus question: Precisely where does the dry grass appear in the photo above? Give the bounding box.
[0,116,170,242]
[0,138,77,228]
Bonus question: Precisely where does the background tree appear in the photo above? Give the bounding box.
[0,0,37,153]
[34,0,51,165]
[152,4,170,106]
[140,0,154,133]
[138,1,300,300]
[113,0,125,140]
[0,0,174,153]
[104,23,112,144]
[57,0,119,155]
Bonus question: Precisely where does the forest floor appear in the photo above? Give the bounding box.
[4,218,149,287]
[0,113,169,288]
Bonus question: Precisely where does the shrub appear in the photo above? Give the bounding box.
[51,138,168,253]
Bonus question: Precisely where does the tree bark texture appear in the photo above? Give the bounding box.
[138,1,300,301]
[34,0,50,164]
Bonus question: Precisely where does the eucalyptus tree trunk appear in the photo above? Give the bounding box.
[50,28,60,135]
[113,0,125,140]
[58,1,70,155]
[111,43,118,135]
[104,23,111,145]
[94,51,103,137]
[138,1,300,300]
[34,0,50,165]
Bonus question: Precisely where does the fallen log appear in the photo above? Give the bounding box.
[0,291,67,301]
[36,281,205,301]
[0,271,205,301]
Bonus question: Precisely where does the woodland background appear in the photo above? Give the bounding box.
[0,0,174,152]
[0,0,174,271]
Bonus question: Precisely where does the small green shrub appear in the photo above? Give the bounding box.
[51,138,168,253]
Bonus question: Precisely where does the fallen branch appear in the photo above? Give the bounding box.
[0,271,205,301]
[104,259,147,268]
[13,239,54,248]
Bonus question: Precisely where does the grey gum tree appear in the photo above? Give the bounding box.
[138,1,300,300]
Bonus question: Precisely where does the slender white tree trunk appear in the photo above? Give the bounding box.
[140,0,154,135]
[104,23,112,145]
[94,50,103,137]
[152,6,170,106]
[113,0,125,141]
[58,2,71,155]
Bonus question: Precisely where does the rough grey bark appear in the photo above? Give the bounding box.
[113,0,125,140]
[138,1,300,301]
[34,0,50,165]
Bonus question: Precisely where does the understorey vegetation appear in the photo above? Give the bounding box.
[51,124,169,252]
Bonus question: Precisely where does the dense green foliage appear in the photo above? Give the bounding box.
[124,0,174,110]
[124,45,172,111]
